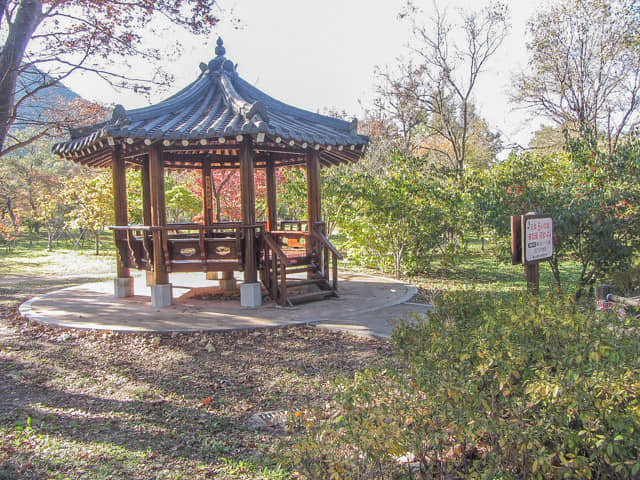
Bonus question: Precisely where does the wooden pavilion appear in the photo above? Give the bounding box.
[53,38,369,308]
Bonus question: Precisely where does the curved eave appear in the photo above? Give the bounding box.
[53,50,369,165]
[54,133,368,170]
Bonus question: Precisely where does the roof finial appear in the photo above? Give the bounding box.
[215,37,226,57]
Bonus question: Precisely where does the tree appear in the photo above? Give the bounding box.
[369,61,427,160]
[485,134,640,298]
[164,171,201,224]
[401,0,509,180]
[0,212,21,251]
[342,154,450,278]
[35,183,67,251]
[0,0,219,158]
[0,134,72,229]
[528,124,566,155]
[63,171,113,254]
[211,170,240,222]
[513,0,640,154]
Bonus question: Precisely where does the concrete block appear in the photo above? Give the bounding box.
[151,284,173,307]
[240,282,262,307]
[114,277,134,298]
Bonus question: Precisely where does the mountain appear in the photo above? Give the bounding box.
[12,65,83,130]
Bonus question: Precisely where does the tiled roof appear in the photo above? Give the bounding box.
[53,38,368,166]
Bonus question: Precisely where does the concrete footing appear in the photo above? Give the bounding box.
[114,277,134,298]
[151,284,173,307]
[240,282,262,307]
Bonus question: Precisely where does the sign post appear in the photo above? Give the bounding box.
[511,213,553,294]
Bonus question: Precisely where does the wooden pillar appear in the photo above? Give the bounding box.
[141,154,153,286]
[306,150,322,231]
[239,137,257,283]
[141,154,152,226]
[202,160,213,225]
[306,151,322,279]
[111,145,129,278]
[265,158,277,232]
[149,143,168,285]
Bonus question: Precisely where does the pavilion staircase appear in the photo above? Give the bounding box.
[260,222,342,307]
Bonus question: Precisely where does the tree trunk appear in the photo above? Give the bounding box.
[95,232,100,255]
[549,255,562,288]
[0,0,43,153]
[4,196,16,226]
[394,246,404,280]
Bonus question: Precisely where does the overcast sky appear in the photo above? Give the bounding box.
[67,0,553,153]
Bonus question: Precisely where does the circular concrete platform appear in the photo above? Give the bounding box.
[19,271,419,334]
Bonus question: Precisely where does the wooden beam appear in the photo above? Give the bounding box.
[149,143,169,285]
[111,145,129,278]
[254,146,307,156]
[239,137,257,283]
[266,158,277,232]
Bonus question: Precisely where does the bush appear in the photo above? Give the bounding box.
[287,292,640,479]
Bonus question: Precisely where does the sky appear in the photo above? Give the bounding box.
[66,0,552,154]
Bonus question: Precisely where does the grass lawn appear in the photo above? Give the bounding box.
[0,234,585,479]
[409,242,583,301]
[0,235,116,308]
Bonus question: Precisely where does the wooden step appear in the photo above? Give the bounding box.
[284,265,317,275]
[271,255,313,266]
[287,289,337,306]
[285,278,327,289]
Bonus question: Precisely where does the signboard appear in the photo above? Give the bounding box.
[204,176,213,207]
[522,214,553,264]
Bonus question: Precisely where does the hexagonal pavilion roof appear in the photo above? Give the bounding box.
[53,38,369,169]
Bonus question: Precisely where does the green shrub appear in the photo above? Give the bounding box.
[287,292,640,479]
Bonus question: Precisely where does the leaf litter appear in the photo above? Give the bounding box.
[0,304,392,479]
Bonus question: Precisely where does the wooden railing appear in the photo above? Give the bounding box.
[279,220,308,232]
[112,220,343,306]
[260,231,293,302]
[111,223,262,273]
[311,222,343,291]
[112,225,153,270]
[259,221,342,306]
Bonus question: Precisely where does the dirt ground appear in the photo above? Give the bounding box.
[0,274,393,479]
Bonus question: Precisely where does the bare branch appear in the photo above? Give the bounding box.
[0,128,47,159]
[512,0,640,151]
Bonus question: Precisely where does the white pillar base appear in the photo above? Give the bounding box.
[151,284,173,307]
[240,282,262,307]
[114,277,134,298]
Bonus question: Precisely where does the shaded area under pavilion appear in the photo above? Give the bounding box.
[53,38,369,308]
